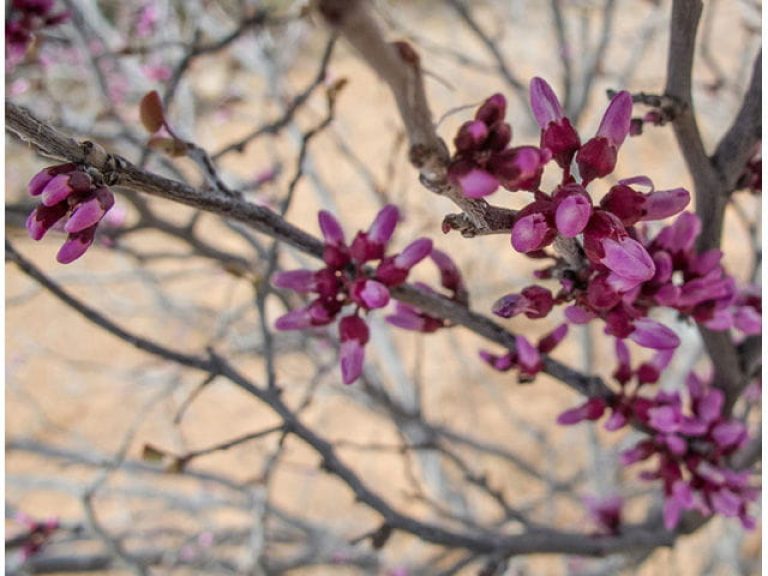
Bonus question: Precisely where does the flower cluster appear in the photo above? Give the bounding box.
[6,0,69,71]
[453,79,761,367]
[479,323,568,382]
[272,205,434,384]
[447,94,550,198]
[26,163,116,263]
[559,341,757,530]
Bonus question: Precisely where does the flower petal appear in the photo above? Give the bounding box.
[600,237,655,281]
[555,193,592,237]
[529,77,565,128]
[457,168,499,198]
[339,340,365,385]
[630,318,680,350]
[597,91,632,147]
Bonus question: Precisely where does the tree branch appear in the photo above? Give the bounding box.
[314,0,516,236]
[711,50,762,192]
[663,0,747,409]
[5,101,603,398]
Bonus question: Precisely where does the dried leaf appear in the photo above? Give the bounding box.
[139,90,165,133]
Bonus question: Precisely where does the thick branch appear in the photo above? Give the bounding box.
[7,241,677,557]
[314,0,514,235]
[663,0,746,408]
[664,0,725,251]
[711,51,762,192]
[5,101,602,397]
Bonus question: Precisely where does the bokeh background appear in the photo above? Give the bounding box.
[6,0,761,574]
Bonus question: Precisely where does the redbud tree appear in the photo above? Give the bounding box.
[5,0,761,574]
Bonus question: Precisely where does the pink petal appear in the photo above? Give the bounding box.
[603,410,628,431]
[597,91,632,147]
[618,175,654,191]
[28,168,55,196]
[353,279,390,309]
[339,340,365,385]
[641,188,690,221]
[600,237,655,281]
[647,405,680,433]
[271,270,316,292]
[511,212,553,253]
[40,174,75,206]
[733,306,761,334]
[430,249,466,295]
[606,271,645,293]
[555,194,592,237]
[26,203,68,240]
[274,307,314,330]
[515,335,541,373]
[629,318,680,350]
[564,305,595,324]
[56,227,96,264]
[454,120,489,151]
[386,306,427,331]
[394,238,433,269]
[654,212,701,254]
[557,398,606,425]
[538,323,568,353]
[368,205,399,245]
[318,210,345,245]
[529,77,565,128]
[457,168,499,198]
[64,196,105,233]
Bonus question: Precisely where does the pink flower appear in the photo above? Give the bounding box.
[529,77,581,168]
[629,318,680,350]
[25,163,115,263]
[273,206,437,384]
[511,211,555,253]
[600,237,655,284]
[554,192,592,237]
[492,285,553,319]
[575,91,632,183]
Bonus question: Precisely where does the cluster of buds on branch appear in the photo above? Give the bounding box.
[444,78,760,530]
[453,79,760,363]
[26,163,116,263]
[272,205,464,384]
[559,341,758,530]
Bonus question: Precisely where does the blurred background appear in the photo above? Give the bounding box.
[5,0,762,574]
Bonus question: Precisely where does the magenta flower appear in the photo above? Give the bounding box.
[576,91,632,184]
[554,192,592,237]
[13,511,60,561]
[492,285,554,319]
[480,323,568,383]
[530,77,581,168]
[339,315,370,385]
[273,205,433,385]
[511,208,556,253]
[25,163,115,263]
[561,348,758,531]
